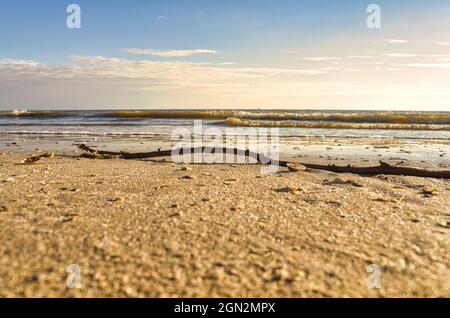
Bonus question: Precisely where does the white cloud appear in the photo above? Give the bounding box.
[319,67,339,71]
[402,62,450,69]
[346,55,375,59]
[0,55,334,108]
[0,55,328,85]
[386,39,408,44]
[122,48,219,57]
[344,68,364,72]
[2,54,450,109]
[155,15,164,21]
[436,41,450,46]
[303,57,341,61]
[426,54,450,58]
[0,59,41,67]
[304,55,375,61]
[382,53,418,58]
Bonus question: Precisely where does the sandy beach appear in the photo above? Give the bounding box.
[4,0,450,302]
[0,150,449,297]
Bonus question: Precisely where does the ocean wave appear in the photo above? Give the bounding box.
[64,110,450,125]
[2,128,450,141]
[0,130,170,137]
[0,110,71,118]
[225,117,450,131]
[2,110,450,126]
[0,122,151,127]
[103,110,239,119]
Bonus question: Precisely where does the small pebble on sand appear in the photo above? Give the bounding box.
[422,187,438,196]
[287,163,307,172]
[180,175,196,180]
[277,186,300,194]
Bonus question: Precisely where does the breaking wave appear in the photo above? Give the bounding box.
[225,117,450,131]
[103,110,238,119]
[0,109,71,118]
[2,109,450,130]
[104,110,450,125]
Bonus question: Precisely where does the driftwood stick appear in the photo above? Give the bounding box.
[78,144,450,179]
[303,161,450,179]
[78,143,287,165]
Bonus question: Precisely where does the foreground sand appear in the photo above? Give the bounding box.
[0,152,449,297]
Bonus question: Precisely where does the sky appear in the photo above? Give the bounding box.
[1,0,450,110]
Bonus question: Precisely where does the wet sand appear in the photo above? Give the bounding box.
[2,134,450,168]
[0,151,449,297]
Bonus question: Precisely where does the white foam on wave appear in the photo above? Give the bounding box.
[0,130,169,137]
[10,109,28,116]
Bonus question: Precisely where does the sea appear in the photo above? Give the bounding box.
[1,109,450,166]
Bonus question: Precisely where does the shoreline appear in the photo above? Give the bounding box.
[1,134,450,169]
[0,150,449,297]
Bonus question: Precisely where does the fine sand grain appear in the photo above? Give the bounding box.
[0,152,449,297]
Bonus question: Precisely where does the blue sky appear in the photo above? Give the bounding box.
[0,0,418,63]
[1,0,450,109]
